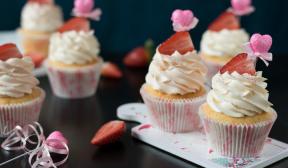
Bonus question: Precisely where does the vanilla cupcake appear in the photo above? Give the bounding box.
[45,17,103,99]
[0,43,45,137]
[18,0,63,58]
[200,33,276,157]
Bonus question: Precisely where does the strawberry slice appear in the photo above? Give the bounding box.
[25,53,45,68]
[0,43,22,61]
[58,17,90,33]
[208,11,240,32]
[101,62,123,79]
[28,0,53,4]
[158,31,194,55]
[91,120,126,146]
[220,53,256,75]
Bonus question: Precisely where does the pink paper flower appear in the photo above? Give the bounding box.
[171,9,199,32]
[72,0,102,21]
[229,0,255,16]
[244,33,273,66]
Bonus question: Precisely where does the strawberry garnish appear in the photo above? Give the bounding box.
[0,43,22,61]
[25,53,45,68]
[158,31,194,55]
[28,0,53,5]
[220,53,256,75]
[91,120,126,146]
[208,11,240,32]
[58,17,90,33]
[101,62,123,79]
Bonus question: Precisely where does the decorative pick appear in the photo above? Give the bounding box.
[171,9,199,32]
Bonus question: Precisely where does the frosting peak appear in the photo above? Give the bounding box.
[145,49,207,95]
[207,71,275,117]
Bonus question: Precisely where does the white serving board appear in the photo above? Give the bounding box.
[117,103,288,168]
[0,31,46,77]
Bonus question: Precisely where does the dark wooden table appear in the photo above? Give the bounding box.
[1,55,288,168]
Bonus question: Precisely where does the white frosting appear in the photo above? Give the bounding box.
[145,49,207,95]
[0,57,39,98]
[21,3,63,32]
[207,72,275,117]
[49,31,100,65]
[200,29,249,57]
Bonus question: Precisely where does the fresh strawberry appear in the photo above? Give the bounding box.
[158,31,194,55]
[208,11,240,32]
[0,43,22,61]
[101,62,123,79]
[25,53,45,68]
[28,0,53,4]
[91,120,126,146]
[58,17,90,33]
[220,53,256,75]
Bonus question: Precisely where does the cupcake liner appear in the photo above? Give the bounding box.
[0,88,45,137]
[199,107,277,158]
[140,85,207,133]
[18,29,52,57]
[45,59,103,99]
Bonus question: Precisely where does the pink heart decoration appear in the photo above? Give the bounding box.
[250,33,272,53]
[46,131,68,149]
[171,9,199,32]
[74,0,94,13]
[231,0,251,11]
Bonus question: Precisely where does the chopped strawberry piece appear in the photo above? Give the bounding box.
[158,31,194,55]
[91,120,126,146]
[208,11,240,32]
[0,43,22,61]
[58,17,90,33]
[220,53,256,75]
[124,47,150,67]
[25,53,45,68]
[101,62,123,79]
[28,0,53,4]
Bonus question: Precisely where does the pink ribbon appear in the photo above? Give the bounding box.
[72,0,102,21]
[244,33,273,66]
[171,9,199,32]
[1,122,69,167]
[228,0,255,16]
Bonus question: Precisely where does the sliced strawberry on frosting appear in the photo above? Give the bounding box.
[220,53,256,75]
[28,0,53,4]
[58,17,90,33]
[25,53,45,68]
[158,31,194,55]
[208,11,240,32]
[0,43,22,61]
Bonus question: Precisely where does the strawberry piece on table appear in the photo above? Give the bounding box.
[220,53,256,75]
[208,11,240,32]
[28,0,53,4]
[158,31,194,55]
[25,53,45,68]
[91,120,126,146]
[101,62,123,79]
[0,43,22,61]
[58,17,90,33]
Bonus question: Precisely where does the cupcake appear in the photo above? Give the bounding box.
[140,10,207,133]
[0,43,45,137]
[18,0,63,59]
[46,1,103,99]
[200,0,255,85]
[200,33,276,158]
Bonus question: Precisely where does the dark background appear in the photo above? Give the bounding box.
[1,0,288,57]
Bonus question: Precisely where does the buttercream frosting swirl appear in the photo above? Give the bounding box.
[200,29,249,57]
[207,72,275,117]
[0,57,39,98]
[145,49,207,95]
[49,31,100,65]
[21,2,63,32]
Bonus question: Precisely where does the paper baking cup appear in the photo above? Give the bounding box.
[199,108,277,158]
[140,85,207,133]
[45,59,103,99]
[18,29,52,57]
[0,88,45,137]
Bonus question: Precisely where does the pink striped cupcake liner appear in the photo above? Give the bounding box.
[199,107,277,158]
[140,85,207,133]
[45,59,103,99]
[0,88,45,137]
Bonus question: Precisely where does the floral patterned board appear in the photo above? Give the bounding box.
[0,31,46,77]
[117,103,288,168]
